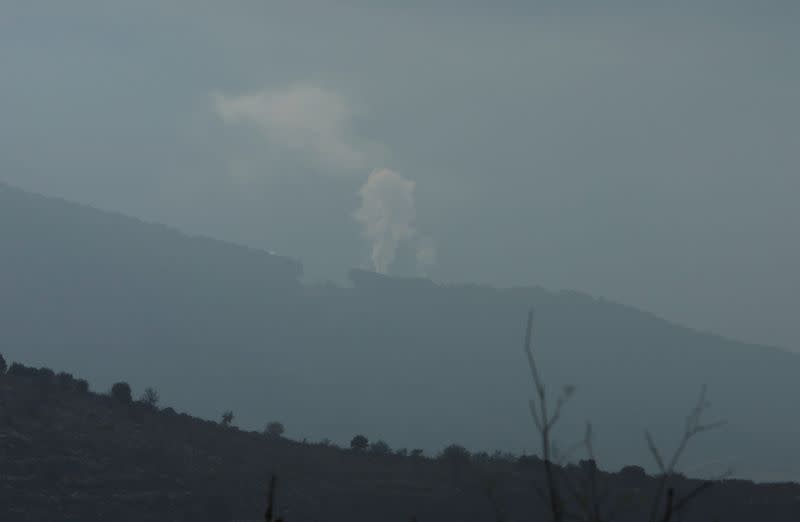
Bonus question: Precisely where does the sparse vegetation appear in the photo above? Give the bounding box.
[8,362,48,379]
[0,356,793,521]
[350,434,369,451]
[0,320,773,522]
[75,378,90,393]
[140,386,160,408]
[110,381,133,403]
[56,371,74,390]
[265,421,285,438]
[521,309,728,522]
[368,440,392,456]
[439,444,472,483]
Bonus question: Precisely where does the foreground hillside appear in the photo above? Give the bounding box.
[2,181,800,480]
[1,362,799,522]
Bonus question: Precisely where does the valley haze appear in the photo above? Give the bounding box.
[1,182,798,483]
[3,1,798,351]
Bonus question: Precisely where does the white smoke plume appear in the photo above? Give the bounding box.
[214,84,435,275]
[415,235,438,276]
[213,84,370,172]
[354,169,417,274]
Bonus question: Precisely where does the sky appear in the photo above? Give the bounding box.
[2,1,798,350]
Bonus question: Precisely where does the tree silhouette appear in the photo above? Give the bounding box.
[140,387,160,408]
[265,421,285,438]
[350,434,369,451]
[440,444,472,483]
[369,440,392,456]
[110,382,132,403]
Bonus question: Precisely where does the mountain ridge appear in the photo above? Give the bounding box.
[1,180,798,482]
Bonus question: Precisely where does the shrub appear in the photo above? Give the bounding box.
[265,421,285,438]
[619,464,646,478]
[7,363,55,384]
[410,448,424,458]
[440,444,472,482]
[516,454,542,468]
[350,434,369,451]
[74,379,89,394]
[369,440,392,456]
[38,367,55,382]
[440,443,471,463]
[221,410,234,427]
[110,382,133,403]
[7,362,27,376]
[56,372,75,391]
[579,458,598,473]
[139,387,160,408]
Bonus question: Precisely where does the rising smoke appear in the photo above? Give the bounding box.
[354,169,416,275]
[214,84,369,171]
[214,84,435,275]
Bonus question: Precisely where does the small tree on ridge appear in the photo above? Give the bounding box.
[111,382,132,403]
[265,421,285,438]
[350,434,369,452]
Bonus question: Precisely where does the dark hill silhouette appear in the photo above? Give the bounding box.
[1,363,800,521]
[1,181,798,482]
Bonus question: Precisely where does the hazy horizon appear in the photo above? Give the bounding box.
[3,1,798,353]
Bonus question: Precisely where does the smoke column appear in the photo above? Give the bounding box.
[215,84,435,276]
[354,169,417,274]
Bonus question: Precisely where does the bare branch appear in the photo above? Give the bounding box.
[645,431,666,474]
[523,308,546,400]
[646,386,726,522]
[523,309,564,522]
[529,399,544,433]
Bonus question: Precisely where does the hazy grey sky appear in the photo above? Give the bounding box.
[2,1,798,349]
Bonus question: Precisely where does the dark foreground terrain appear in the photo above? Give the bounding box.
[1,362,799,522]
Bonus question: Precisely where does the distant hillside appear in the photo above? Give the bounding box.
[2,362,800,522]
[1,182,799,482]
[0,182,302,293]
[0,181,303,382]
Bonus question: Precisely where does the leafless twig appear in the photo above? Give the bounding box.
[524,308,577,522]
[646,386,726,522]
